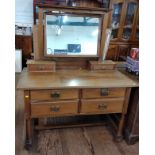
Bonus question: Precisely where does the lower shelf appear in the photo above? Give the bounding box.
[35,115,108,130]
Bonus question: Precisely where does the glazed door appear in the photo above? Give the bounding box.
[121,0,138,41]
[109,0,125,41]
[132,7,139,41]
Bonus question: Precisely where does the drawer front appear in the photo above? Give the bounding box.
[90,64,115,70]
[80,98,124,114]
[31,89,79,101]
[31,100,78,117]
[28,64,55,72]
[82,88,126,99]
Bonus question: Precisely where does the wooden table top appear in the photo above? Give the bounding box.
[17,68,139,90]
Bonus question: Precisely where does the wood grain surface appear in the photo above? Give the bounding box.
[17,68,138,90]
[16,73,138,155]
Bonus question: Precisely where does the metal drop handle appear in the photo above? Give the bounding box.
[51,92,60,98]
[50,106,60,112]
[98,103,107,110]
[100,88,109,96]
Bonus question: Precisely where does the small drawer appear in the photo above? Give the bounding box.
[30,89,79,102]
[80,98,124,114]
[89,60,116,70]
[28,64,55,72]
[31,100,78,117]
[82,88,126,99]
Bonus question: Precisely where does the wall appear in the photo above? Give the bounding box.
[15,0,33,27]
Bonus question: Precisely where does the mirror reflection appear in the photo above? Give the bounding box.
[45,14,100,56]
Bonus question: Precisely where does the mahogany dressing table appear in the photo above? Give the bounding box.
[17,5,138,149]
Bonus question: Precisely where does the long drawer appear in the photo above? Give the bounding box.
[80,98,124,114]
[31,100,78,117]
[82,88,126,99]
[30,89,79,102]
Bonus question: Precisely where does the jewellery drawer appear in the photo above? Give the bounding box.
[27,63,55,72]
[80,98,124,114]
[31,100,78,117]
[30,89,79,101]
[82,88,126,99]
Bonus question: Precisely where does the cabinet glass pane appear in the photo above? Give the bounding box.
[111,29,119,39]
[111,3,122,39]
[122,28,131,40]
[123,2,137,39]
[101,0,110,8]
[124,2,137,27]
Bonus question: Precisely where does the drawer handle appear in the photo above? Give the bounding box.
[98,103,107,110]
[100,88,109,96]
[51,92,60,98]
[50,106,60,112]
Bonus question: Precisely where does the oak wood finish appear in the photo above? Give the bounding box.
[82,88,126,99]
[17,68,138,148]
[37,8,44,60]
[33,26,39,60]
[16,75,139,153]
[80,98,124,114]
[89,60,116,70]
[30,89,79,101]
[27,60,56,72]
[33,0,109,24]
[24,91,33,149]
[34,6,109,62]
[31,100,79,117]
[17,69,138,90]
[117,88,131,139]
[99,12,109,61]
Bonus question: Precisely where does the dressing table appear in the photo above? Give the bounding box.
[17,5,138,149]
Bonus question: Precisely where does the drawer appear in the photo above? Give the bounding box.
[31,100,78,117]
[30,89,79,102]
[82,88,126,99]
[27,63,55,72]
[89,60,116,70]
[80,98,124,114]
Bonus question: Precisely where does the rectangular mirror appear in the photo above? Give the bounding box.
[44,13,101,57]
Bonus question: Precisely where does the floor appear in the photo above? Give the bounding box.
[15,74,139,155]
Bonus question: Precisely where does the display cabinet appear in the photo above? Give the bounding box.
[121,0,138,41]
[109,0,124,40]
[109,0,138,42]
[107,0,139,61]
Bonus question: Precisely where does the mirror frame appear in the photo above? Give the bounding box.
[34,6,109,61]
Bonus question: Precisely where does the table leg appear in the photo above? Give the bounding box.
[25,118,33,150]
[114,114,125,142]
